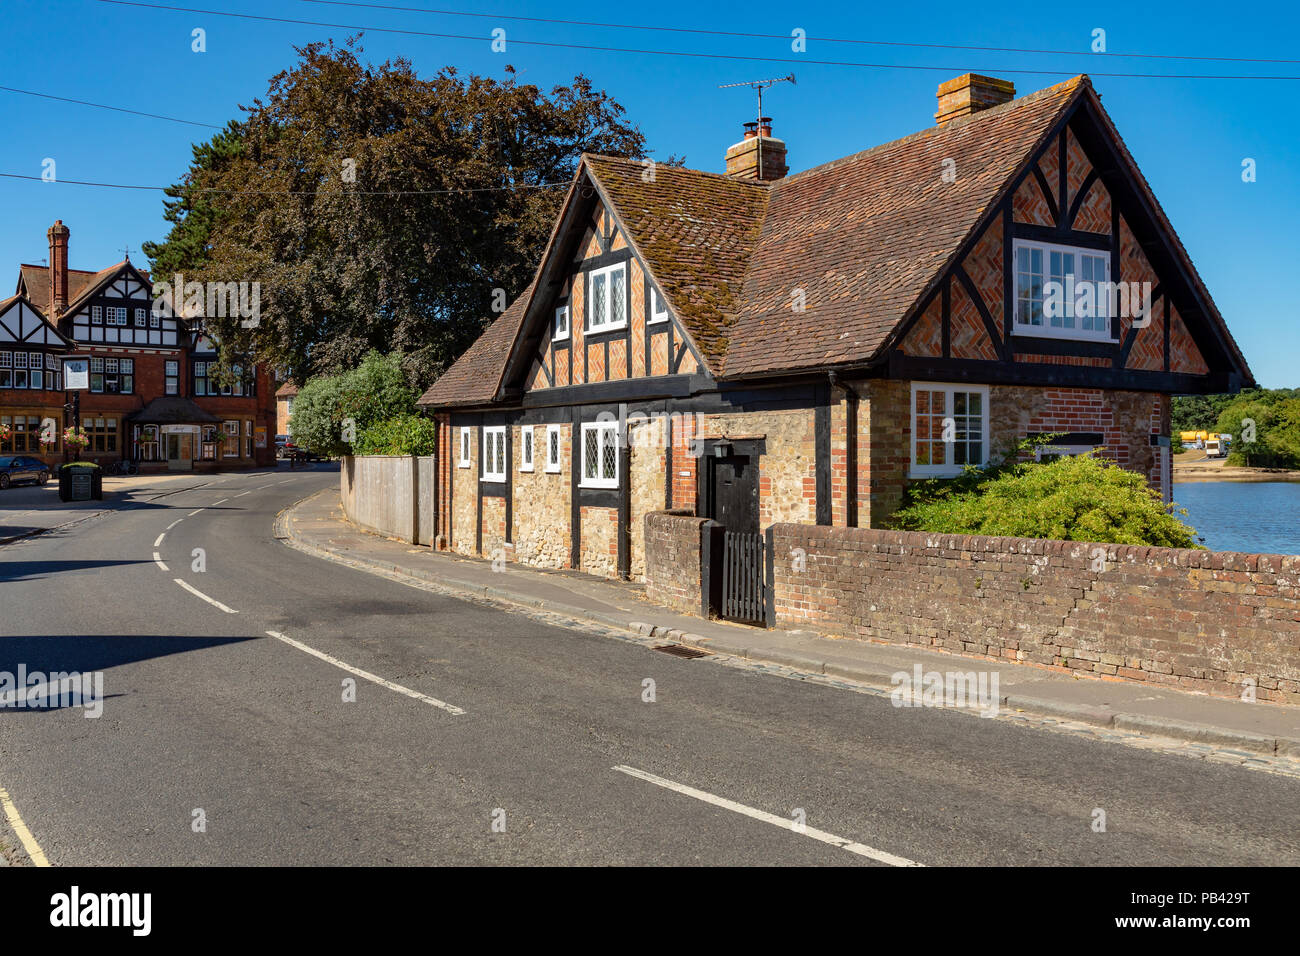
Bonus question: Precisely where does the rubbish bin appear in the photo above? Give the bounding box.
[59,462,103,502]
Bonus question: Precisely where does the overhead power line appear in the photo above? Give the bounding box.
[94,0,1300,80]
[297,0,1300,66]
[0,170,571,196]
[0,85,222,128]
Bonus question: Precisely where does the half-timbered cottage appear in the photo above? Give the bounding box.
[417,74,1253,591]
[4,221,276,470]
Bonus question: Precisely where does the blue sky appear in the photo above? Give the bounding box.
[1,0,1296,386]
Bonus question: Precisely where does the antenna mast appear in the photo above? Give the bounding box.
[718,74,795,180]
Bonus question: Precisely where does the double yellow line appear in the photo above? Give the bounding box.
[0,784,50,866]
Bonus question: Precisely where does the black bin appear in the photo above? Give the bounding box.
[59,463,103,502]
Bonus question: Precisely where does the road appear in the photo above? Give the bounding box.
[1,467,1298,866]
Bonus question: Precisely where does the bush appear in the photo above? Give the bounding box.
[290,351,416,456]
[354,415,437,456]
[889,450,1201,548]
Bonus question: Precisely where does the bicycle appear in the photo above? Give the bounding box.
[108,458,139,476]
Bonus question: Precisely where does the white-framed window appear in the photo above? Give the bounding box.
[649,287,669,324]
[910,383,989,478]
[133,307,147,327]
[222,420,240,458]
[481,426,507,482]
[554,305,570,342]
[587,262,627,332]
[520,425,534,472]
[459,427,472,468]
[1013,239,1113,341]
[107,307,128,326]
[91,306,103,325]
[580,420,619,489]
[545,424,562,473]
[164,360,179,396]
[149,312,161,329]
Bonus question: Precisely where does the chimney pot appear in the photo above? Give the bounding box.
[934,73,1015,125]
[726,121,788,182]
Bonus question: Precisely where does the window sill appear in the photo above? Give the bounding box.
[1011,324,1116,344]
[579,479,618,490]
[585,321,628,336]
[519,464,534,473]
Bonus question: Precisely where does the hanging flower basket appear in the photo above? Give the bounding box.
[0,423,10,442]
[63,425,89,451]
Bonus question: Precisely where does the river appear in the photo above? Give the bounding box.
[1172,481,1300,555]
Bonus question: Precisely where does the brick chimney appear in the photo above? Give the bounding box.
[935,74,1015,124]
[725,118,788,182]
[47,220,70,317]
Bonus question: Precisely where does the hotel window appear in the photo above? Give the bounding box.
[89,356,103,392]
[0,352,9,389]
[139,424,161,462]
[133,308,147,327]
[100,357,134,395]
[1,415,41,452]
[910,384,988,478]
[1013,239,1113,341]
[91,306,103,325]
[520,425,534,471]
[545,424,562,473]
[580,420,618,489]
[194,361,209,396]
[245,420,254,459]
[554,304,570,342]
[459,428,471,468]
[165,360,179,396]
[87,417,118,453]
[588,263,627,332]
[13,352,28,389]
[107,307,128,326]
[481,426,507,482]
[222,421,240,458]
[649,287,669,324]
[200,425,218,461]
[149,312,161,329]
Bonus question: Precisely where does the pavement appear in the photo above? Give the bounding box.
[284,487,1300,761]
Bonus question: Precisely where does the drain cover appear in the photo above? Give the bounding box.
[652,644,709,659]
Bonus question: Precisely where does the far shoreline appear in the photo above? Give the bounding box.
[1173,463,1300,484]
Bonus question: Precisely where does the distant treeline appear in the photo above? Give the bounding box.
[1173,389,1300,468]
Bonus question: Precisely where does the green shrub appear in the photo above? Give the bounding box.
[291,351,416,456]
[889,449,1201,548]
[354,415,437,456]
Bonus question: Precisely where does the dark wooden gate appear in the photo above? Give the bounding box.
[721,530,766,624]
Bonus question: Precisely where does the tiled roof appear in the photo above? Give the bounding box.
[275,381,299,398]
[417,282,536,408]
[724,77,1083,376]
[583,156,769,364]
[18,261,150,316]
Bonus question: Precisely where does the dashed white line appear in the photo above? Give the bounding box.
[153,552,169,572]
[265,630,466,715]
[211,498,229,506]
[165,519,183,530]
[234,491,252,497]
[153,533,165,548]
[0,784,50,867]
[611,765,923,867]
[174,579,238,614]
[187,509,203,517]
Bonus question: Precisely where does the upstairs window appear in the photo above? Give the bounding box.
[588,263,627,332]
[481,426,507,482]
[91,306,103,325]
[580,420,619,489]
[910,383,988,478]
[133,308,147,328]
[649,287,669,324]
[106,307,128,326]
[194,361,209,396]
[1013,239,1113,341]
[165,360,179,396]
[554,305,570,342]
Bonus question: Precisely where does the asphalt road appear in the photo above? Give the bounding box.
[1,466,1298,866]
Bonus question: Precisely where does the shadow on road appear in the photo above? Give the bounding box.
[0,558,155,583]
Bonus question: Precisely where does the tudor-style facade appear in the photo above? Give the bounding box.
[417,74,1253,586]
[5,220,276,469]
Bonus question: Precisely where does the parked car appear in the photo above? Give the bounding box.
[275,435,296,459]
[0,456,52,489]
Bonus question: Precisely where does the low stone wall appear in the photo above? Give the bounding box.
[771,523,1300,704]
[644,511,708,615]
[340,455,436,545]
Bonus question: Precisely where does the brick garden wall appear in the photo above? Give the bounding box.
[644,511,707,615]
[771,523,1300,704]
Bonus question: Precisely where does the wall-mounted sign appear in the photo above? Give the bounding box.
[254,426,267,449]
[62,357,89,390]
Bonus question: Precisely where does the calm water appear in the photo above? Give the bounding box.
[1173,482,1300,555]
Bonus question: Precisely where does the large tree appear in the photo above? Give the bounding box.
[145,38,649,390]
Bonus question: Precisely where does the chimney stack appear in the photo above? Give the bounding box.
[47,220,70,317]
[725,117,788,182]
[935,74,1015,125]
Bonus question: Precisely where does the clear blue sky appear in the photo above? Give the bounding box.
[2,0,1296,386]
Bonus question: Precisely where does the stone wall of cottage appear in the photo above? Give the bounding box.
[695,407,818,530]
[629,415,667,580]
[511,423,572,569]
[580,505,618,577]
[450,422,478,557]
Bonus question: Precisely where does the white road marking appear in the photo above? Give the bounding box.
[153,533,165,547]
[187,509,203,517]
[234,491,251,497]
[174,579,238,614]
[165,519,183,530]
[611,765,923,867]
[211,498,229,506]
[153,552,169,572]
[265,630,466,715]
[0,784,50,867]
